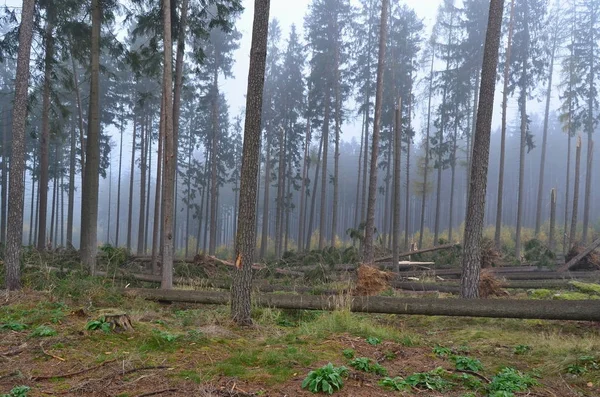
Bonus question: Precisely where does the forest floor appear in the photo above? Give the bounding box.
[1,276,600,397]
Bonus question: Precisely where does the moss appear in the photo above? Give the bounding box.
[570,281,600,296]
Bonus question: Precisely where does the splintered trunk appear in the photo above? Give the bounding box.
[306,132,324,251]
[151,94,165,274]
[461,0,504,298]
[495,0,515,250]
[161,0,175,289]
[392,99,402,270]
[230,0,270,325]
[298,112,311,252]
[515,78,527,261]
[67,121,75,246]
[363,0,389,263]
[80,0,101,273]
[4,0,34,290]
[126,118,137,252]
[535,37,556,236]
[209,73,220,256]
[115,119,124,246]
[260,128,271,258]
[37,16,54,251]
[549,188,556,252]
[419,50,434,248]
[318,88,331,250]
[137,117,147,255]
[570,136,582,248]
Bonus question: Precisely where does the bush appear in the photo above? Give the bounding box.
[301,363,348,394]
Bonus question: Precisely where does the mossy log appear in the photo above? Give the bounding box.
[125,288,600,321]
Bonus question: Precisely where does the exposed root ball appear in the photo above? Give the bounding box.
[354,265,394,296]
[566,244,600,271]
[480,237,502,269]
[479,270,508,298]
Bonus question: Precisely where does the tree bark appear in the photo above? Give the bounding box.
[137,117,147,255]
[126,117,137,252]
[515,71,528,261]
[4,0,35,290]
[80,0,101,273]
[1,106,8,244]
[161,0,175,289]
[419,49,434,249]
[28,157,36,246]
[151,94,164,274]
[115,117,124,246]
[569,135,582,248]
[209,69,220,256]
[549,188,556,252]
[260,127,271,258]
[494,0,515,250]
[404,94,412,250]
[275,126,286,257]
[392,99,402,271]
[67,119,75,246]
[318,87,331,250]
[37,15,54,252]
[298,103,311,252]
[306,128,323,251]
[363,0,389,263]
[231,0,270,325]
[460,0,505,298]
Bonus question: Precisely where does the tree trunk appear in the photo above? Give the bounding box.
[115,118,124,246]
[306,131,323,251]
[260,128,271,258]
[275,126,286,258]
[354,116,364,229]
[363,0,389,263]
[535,36,556,236]
[231,0,270,325]
[515,64,528,261]
[106,153,112,243]
[570,135,582,248]
[448,103,458,243]
[29,156,36,246]
[126,117,137,252]
[37,15,54,252]
[549,188,556,252]
[404,93,412,250]
[494,0,515,250]
[137,117,147,255]
[209,69,220,256]
[582,135,593,243]
[4,0,34,290]
[383,135,392,249]
[331,34,341,246]
[151,94,164,274]
[80,0,101,273]
[1,107,8,244]
[49,158,57,248]
[392,99,402,271]
[298,104,311,252]
[161,0,175,289]
[419,49,434,249]
[460,0,505,298]
[71,52,86,173]
[318,87,331,250]
[144,134,152,252]
[67,120,75,246]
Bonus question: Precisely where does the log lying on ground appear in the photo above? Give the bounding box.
[125,288,600,321]
[374,243,459,262]
[558,237,600,272]
[391,281,459,293]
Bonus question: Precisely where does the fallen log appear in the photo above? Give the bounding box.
[558,237,600,272]
[391,281,459,293]
[374,244,459,262]
[126,288,600,321]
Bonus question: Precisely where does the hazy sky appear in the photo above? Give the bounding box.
[223,0,443,141]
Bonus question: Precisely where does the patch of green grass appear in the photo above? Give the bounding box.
[342,349,355,359]
[349,357,387,376]
[379,376,410,391]
[566,355,599,375]
[451,355,483,372]
[433,345,452,357]
[383,368,454,392]
[570,281,600,295]
[30,325,57,337]
[1,385,30,397]
[513,344,531,355]
[0,322,28,331]
[366,336,381,346]
[176,370,203,383]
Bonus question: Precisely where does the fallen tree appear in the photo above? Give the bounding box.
[558,237,600,272]
[374,243,459,262]
[125,288,600,321]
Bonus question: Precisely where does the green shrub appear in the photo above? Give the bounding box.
[349,357,387,376]
[301,363,348,394]
[30,325,57,337]
[379,376,409,391]
[0,322,28,331]
[433,345,452,357]
[342,349,355,359]
[403,367,452,391]
[487,367,538,396]
[452,356,483,372]
[1,385,30,397]
[85,317,112,333]
[366,336,381,346]
[513,345,531,355]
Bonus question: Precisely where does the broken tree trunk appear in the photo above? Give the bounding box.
[558,237,600,272]
[126,289,600,321]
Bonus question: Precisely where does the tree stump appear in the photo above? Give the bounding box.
[98,310,134,332]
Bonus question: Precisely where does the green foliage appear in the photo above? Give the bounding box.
[1,385,30,397]
[513,344,531,355]
[30,325,57,337]
[99,244,128,270]
[342,349,355,359]
[379,376,410,391]
[452,373,483,390]
[152,329,178,342]
[349,357,387,375]
[301,363,348,394]
[433,345,452,357]
[85,317,112,333]
[0,322,28,331]
[523,239,556,267]
[366,336,381,346]
[451,356,483,372]
[487,367,538,396]
[403,367,452,391]
[566,355,599,375]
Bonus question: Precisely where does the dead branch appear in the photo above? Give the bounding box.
[135,389,178,397]
[31,358,117,380]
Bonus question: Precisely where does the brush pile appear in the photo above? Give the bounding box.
[354,265,394,296]
[479,270,509,298]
